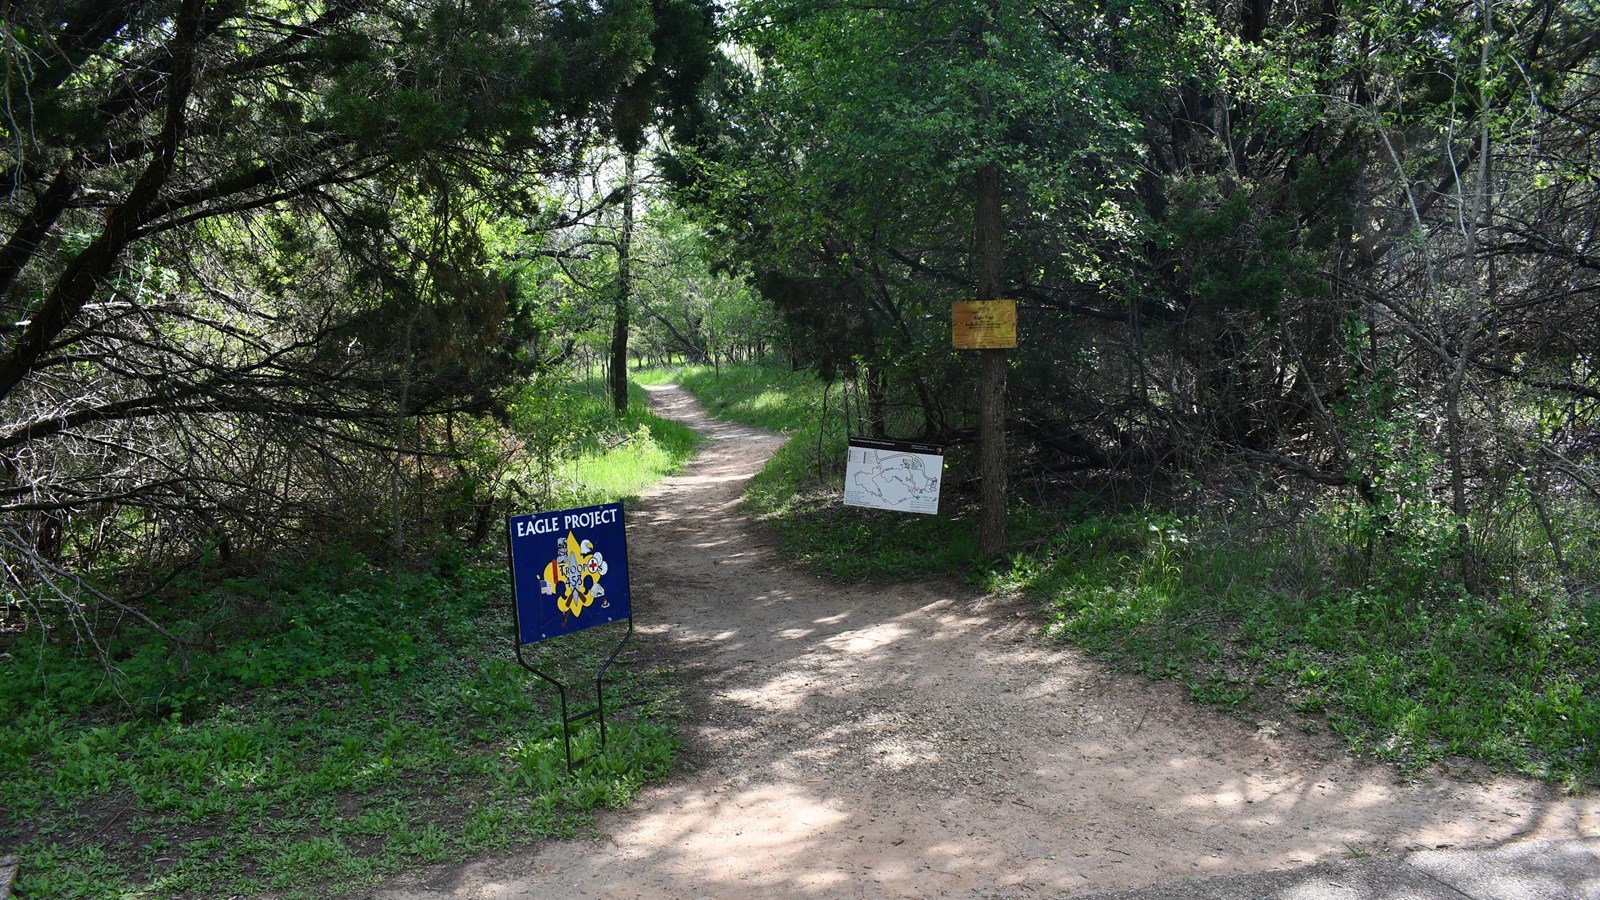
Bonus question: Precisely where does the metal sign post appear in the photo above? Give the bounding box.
[506,501,634,773]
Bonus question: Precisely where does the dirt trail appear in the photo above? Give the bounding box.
[378,385,1598,899]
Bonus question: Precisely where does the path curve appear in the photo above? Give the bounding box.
[379,385,1598,899]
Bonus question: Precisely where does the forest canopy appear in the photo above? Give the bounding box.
[0,0,715,599]
[670,0,1600,593]
[3,0,1599,649]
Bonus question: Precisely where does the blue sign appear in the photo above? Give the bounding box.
[507,501,631,645]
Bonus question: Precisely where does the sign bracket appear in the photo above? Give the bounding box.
[512,618,633,774]
[505,501,636,776]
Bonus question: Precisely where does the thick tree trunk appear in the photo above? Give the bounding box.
[976,161,1007,559]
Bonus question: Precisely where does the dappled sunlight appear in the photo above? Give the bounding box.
[1014,731,1597,877]
[659,471,758,487]
[818,621,913,655]
[377,385,1600,900]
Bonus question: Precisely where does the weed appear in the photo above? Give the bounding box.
[673,364,1599,789]
[0,376,695,897]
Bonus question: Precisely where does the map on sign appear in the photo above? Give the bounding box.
[844,437,944,515]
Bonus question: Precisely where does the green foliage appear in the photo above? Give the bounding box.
[1331,317,1466,593]
[663,364,828,433]
[669,0,1168,408]
[0,0,724,604]
[0,552,680,899]
[628,208,780,366]
[506,377,702,510]
[745,419,985,581]
[0,374,697,897]
[668,362,1004,580]
[1025,510,1600,790]
[693,363,1599,789]
[1159,167,1344,316]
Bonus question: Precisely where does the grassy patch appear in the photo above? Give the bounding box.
[509,378,702,510]
[744,420,989,580]
[563,381,701,502]
[673,362,1600,791]
[662,363,1001,581]
[0,378,697,898]
[1017,510,1600,790]
[639,364,827,433]
[1,561,678,898]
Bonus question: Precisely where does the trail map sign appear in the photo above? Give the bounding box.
[952,300,1017,349]
[844,437,944,515]
[507,501,632,645]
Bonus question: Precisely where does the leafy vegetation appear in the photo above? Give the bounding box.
[669,0,1600,594]
[674,363,1600,791]
[1024,511,1600,791]
[6,0,1600,893]
[639,363,979,578]
[541,380,703,507]
[640,364,825,432]
[0,0,719,627]
[0,383,696,898]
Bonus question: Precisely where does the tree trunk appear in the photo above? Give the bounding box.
[866,363,888,438]
[609,151,636,414]
[0,0,206,404]
[976,161,1007,559]
[1447,0,1494,592]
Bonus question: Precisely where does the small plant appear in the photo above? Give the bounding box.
[0,376,697,898]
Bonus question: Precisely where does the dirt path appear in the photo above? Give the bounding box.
[379,385,1599,899]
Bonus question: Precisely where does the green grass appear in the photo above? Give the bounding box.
[744,419,991,580]
[672,361,1600,791]
[657,363,1000,581]
[508,378,702,510]
[1022,511,1600,790]
[1,560,678,898]
[637,363,826,433]
[0,377,699,898]
[562,380,701,502]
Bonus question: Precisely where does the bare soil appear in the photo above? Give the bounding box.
[376,385,1599,899]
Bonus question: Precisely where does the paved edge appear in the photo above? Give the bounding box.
[1070,837,1600,900]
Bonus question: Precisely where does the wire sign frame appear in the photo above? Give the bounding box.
[505,501,633,772]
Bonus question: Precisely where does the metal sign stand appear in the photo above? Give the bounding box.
[512,619,633,774]
[506,501,636,776]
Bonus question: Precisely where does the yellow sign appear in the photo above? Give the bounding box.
[952,300,1017,349]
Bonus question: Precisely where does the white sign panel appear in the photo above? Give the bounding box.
[844,437,944,515]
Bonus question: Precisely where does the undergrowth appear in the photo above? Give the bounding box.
[647,363,991,579]
[511,378,701,509]
[674,362,1600,791]
[1019,511,1599,790]
[0,378,696,898]
[636,363,824,433]
[0,558,677,899]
